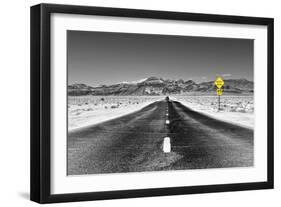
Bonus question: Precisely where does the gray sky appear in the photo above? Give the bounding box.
[67,30,253,86]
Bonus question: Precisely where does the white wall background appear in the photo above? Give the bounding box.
[0,0,279,206]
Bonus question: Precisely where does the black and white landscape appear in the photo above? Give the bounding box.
[67,31,254,175]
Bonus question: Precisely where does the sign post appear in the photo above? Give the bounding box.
[214,77,224,111]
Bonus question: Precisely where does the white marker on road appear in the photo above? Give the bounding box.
[166,120,170,124]
[163,137,171,153]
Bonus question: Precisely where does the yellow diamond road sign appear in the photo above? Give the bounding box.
[214,76,224,89]
[217,88,223,96]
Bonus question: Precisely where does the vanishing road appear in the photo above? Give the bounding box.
[67,100,253,175]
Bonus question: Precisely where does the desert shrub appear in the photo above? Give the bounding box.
[111,105,118,109]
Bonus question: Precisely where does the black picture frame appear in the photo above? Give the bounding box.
[30,3,274,204]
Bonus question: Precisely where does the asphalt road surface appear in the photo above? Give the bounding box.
[67,100,253,175]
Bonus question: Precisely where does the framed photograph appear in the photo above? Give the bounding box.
[30,3,274,203]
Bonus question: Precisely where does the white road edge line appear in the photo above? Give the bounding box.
[163,137,171,153]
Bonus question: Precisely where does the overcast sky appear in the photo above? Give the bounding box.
[67,30,253,86]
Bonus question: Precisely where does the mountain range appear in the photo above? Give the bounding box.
[68,77,253,96]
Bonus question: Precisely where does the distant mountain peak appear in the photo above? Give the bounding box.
[119,78,148,84]
[146,76,161,81]
[68,83,93,89]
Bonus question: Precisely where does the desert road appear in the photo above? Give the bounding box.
[67,100,253,175]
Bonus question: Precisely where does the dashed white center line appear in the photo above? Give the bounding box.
[163,103,171,153]
[163,137,171,153]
